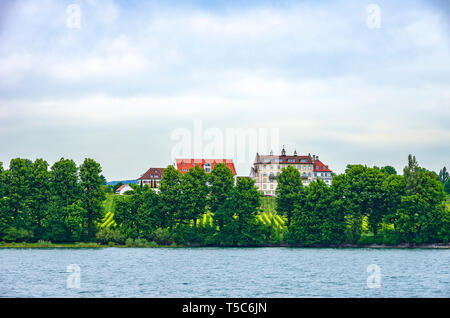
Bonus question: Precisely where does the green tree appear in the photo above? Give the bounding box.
[79,158,105,240]
[159,165,183,228]
[179,165,208,226]
[28,159,51,239]
[439,167,449,184]
[290,179,345,245]
[0,162,8,238]
[42,158,83,242]
[381,166,397,175]
[395,155,447,243]
[276,165,304,226]
[380,174,406,231]
[444,179,450,194]
[208,163,235,214]
[2,159,33,236]
[340,165,385,239]
[215,177,263,246]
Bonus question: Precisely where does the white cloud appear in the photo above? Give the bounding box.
[0,0,449,179]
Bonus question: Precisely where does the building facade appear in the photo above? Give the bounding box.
[250,148,333,195]
[312,155,333,186]
[137,167,164,189]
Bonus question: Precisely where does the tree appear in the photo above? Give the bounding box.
[380,174,406,231]
[79,158,105,240]
[215,177,263,246]
[445,179,450,194]
[276,165,304,226]
[42,158,83,242]
[0,162,7,239]
[208,163,235,215]
[28,159,51,239]
[49,158,81,205]
[290,179,345,245]
[381,166,397,175]
[396,155,447,243]
[179,165,208,226]
[2,158,33,235]
[439,167,449,184]
[340,165,385,238]
[159,165,183,228]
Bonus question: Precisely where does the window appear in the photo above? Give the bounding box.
[264,159,270,163]
[263,165,267,170]
[270,165,273,169]
[270,184,273,189]
[204,162,211,173]
[287,159,294,163]
[182,168,187,172]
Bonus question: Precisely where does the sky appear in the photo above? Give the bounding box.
[0,0,449,181]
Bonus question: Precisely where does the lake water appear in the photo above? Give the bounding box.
[0,248,448,297]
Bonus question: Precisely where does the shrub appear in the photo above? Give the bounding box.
[3,227,33,243]
[152,228,174,246]
[96,228,126,245]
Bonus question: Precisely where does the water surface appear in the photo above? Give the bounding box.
[0,248,448,297]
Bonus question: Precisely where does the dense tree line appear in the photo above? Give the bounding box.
[0,155,448,246]
[277,155,449,245]
[0,158,105,242]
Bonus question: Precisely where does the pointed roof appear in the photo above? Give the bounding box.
[313,159,332,172]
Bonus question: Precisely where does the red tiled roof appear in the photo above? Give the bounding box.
[137,168,164,180]
[175,159,237,175]
[115,184,127,192]
[313,159,332,172]
[255,154,313,164]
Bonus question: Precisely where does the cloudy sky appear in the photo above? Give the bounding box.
[0,0,449,181]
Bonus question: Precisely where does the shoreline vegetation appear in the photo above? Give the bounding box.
[0,155,449,248]
[1,241,449,249]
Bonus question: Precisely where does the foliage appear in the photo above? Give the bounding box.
[79,158,106,240]
[439,167,449,184]
[1,155,448,246]
[95,227,126,245]
[276,165,304,226]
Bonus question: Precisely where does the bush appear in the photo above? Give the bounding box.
[95,228,126,245]
[3,227,33,242]
[151,228,174,246]
[125,237,134,247]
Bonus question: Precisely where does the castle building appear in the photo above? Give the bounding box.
[250,147,333,196]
